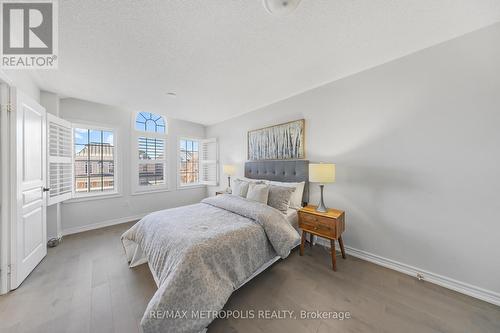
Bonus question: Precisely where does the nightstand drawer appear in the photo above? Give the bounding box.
[298,205,346,271]
[298,212,336,238]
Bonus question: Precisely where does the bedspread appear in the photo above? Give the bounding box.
[121,194,300,333]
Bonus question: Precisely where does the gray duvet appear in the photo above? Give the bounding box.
[121,194,300,333]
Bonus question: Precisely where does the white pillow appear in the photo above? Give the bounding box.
[246,183,270,204]
[236,177,266,184]
[267,181,305,209]
[232,179,250,197]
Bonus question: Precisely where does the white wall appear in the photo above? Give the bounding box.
[0,71,40,102]
[207,23,500,297]
[59,98,207,234]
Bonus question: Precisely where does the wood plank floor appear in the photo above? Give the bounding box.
[0,222,498,333]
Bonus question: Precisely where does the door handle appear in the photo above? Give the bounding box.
[42,187,50,192]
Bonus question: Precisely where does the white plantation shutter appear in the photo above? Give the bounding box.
[199,138,218,185]
[47,114,73,205]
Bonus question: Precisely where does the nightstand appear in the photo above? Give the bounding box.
[298,205,346,271]
[215,191,229,196]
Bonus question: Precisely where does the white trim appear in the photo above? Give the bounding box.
[61,214,146,236]
[0,82,11,295]
[130,188,171,196]
[313,238,500,306]
[64,192,122,203]
[176,184,206,191]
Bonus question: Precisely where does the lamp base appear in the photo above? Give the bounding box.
[225,176,232,194]
[315,184,328,213]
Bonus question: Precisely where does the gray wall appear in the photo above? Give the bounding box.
[207,23,500,295]
[59,98,206,233]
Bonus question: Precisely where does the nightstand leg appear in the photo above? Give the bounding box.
[338,236,346,259]
[300,231,306,256]
[309,233,314,247]
[330,239,337,271]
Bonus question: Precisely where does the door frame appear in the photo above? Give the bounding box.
[0,71,13,294]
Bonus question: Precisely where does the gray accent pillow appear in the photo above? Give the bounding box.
[232,179,250,197]
[246,183,270,204]
[267,180,305,209]
[267,185,295,214]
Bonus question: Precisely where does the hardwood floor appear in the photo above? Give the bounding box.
[0,222,498,333]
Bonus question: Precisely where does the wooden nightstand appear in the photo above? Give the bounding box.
[298,205,346,271]
[216,191,229,196]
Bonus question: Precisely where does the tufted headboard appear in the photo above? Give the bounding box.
[244,160,309,205]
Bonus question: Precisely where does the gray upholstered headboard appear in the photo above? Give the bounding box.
[244,160,309,205]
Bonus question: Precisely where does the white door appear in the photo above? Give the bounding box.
[11,88,47,289]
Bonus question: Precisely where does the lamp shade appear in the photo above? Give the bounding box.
[309,163,335,183]
[223,164,236,176]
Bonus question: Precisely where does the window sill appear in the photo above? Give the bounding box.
[177,184,206,191]
[64,192,122,204]
[130,188,171,196]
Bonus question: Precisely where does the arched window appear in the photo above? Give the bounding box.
[135,112,166,133]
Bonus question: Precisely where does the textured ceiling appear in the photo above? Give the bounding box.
[25,0,500,125]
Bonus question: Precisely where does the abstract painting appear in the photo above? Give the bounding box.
[248,119,305,160]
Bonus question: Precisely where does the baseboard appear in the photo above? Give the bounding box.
[314,238,500,306]
[61,214,146,236]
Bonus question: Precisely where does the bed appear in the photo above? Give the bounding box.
[121,160,309,333]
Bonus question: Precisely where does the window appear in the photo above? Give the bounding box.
[179,138,199,186]
[135,112,165,133]
[138,137,165,186]
[178,138,219,187]
[133,112,167,192]
[74,127,116,195]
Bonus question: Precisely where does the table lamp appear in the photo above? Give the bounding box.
[223,164,236,193]
[309,163,336,212]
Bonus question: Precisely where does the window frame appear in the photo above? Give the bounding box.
[131,112,168,194]
[177,136,204,189]
[71,122,120,200]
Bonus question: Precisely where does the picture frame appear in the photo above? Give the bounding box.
[247,119,305,160]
